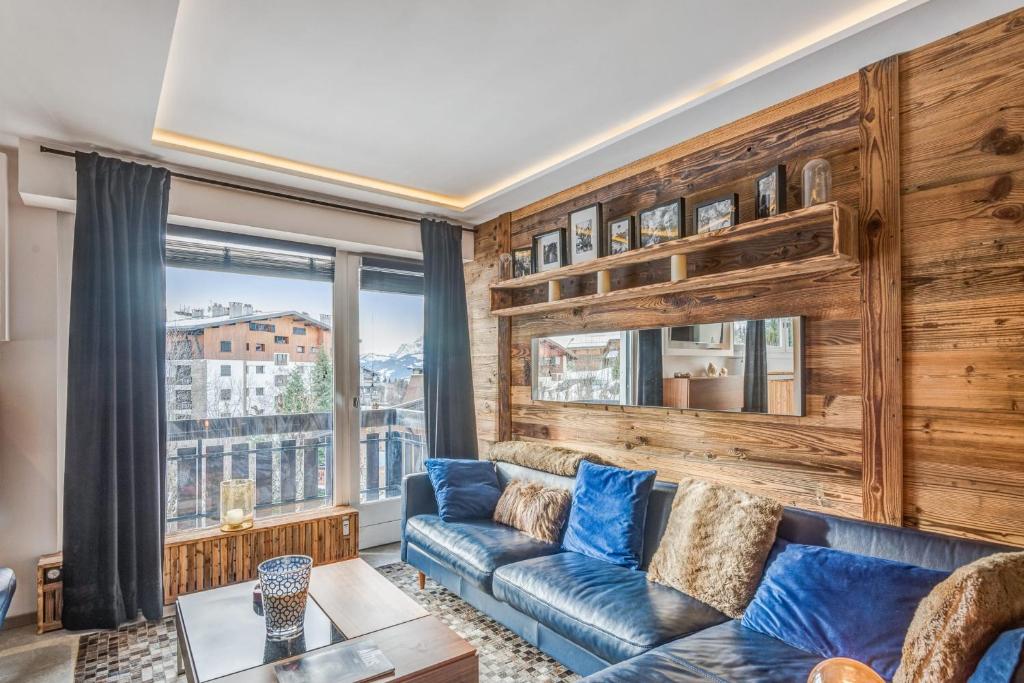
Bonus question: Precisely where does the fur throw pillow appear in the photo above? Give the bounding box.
[487,441,607,477]
[493,479,571,543]
[647,479,783,619]
[894,551,1024,683]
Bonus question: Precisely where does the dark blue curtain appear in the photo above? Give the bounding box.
[637,328,663,407]
[743,320,768,412]
[62,152,170,629]
[420,219,478,459]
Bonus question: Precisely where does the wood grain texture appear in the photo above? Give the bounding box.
[465,216,504,455]
[900,8,1024,546]
[859,56,903,525]
[308,559,428,638]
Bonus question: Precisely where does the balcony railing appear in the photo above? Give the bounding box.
[166,406,427,529]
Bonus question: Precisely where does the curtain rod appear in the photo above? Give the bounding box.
[38,145,475,233]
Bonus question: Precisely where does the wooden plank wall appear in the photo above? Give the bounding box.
[900,11,1024,545]
[466,8,1024,546]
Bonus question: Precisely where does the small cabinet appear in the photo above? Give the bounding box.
[663,375,744,411]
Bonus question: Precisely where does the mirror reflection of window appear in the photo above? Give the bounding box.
[531,317,802,416]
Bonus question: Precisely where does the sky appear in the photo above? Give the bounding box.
[166,267,423,356]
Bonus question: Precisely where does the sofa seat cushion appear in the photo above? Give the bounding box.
[582,620,822,683]
[404,514,562,592]
[492,552,728,663]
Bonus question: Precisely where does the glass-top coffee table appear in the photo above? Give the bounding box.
[174,558,477,682]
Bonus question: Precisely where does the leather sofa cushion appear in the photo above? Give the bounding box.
[404,514,562,592]
[582,620,822,683]
[492,552,728,663]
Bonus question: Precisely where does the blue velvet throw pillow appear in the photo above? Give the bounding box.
[562,460,657,570]
[969,628,1024,683]
[424,458,502,522]
[741,541,948,680]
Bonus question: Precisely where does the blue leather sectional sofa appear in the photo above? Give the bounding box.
[401,461,1018,681]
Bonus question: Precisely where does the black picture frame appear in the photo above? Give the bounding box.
[567,202,603,264]
[605,214,635,255]
[693,194,740,235]
[637,198,684,247]
[512,246,533,278]
[755,165,787,219]
[532,228,567,273]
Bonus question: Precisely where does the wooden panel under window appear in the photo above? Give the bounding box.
[163,507,357,604]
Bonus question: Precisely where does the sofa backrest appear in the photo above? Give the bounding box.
[493,460,1014,572]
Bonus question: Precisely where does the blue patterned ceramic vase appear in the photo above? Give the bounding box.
[257,555,313,639]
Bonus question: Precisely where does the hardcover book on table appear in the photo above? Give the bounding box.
[274,640,394,683]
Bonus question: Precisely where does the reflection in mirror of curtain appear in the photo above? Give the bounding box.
[530,317,803,416]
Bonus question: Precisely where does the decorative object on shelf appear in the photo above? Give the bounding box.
[808,658,884,683]
[532,228,566,273]
[694,194,739,234]
[220,479,255,532]
[719,366,729,377]
[605,214,635,255]
[638,198,683,247]
[568,203,602,264]
[802,157,832,207]
[548,280,561,302]
[596,270,611,294]
[673,372,692,379]
[670,253,687,282]
[498,251,513,276]
[706,361,719,377]
[511,247,533,278]
[756,165,787,219]
[258,554,313,640]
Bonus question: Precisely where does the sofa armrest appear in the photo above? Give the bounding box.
[401,472,437,562]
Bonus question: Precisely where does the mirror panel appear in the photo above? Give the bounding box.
[531,317,803,415]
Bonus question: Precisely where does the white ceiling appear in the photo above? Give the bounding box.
[0,0,1018,223]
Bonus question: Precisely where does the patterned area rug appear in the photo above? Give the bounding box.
[74,562,580,683]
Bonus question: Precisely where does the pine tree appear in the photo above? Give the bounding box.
[311,349,334,412]
[281,367,310,414]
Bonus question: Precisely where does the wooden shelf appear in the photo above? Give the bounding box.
[490,201,857,317]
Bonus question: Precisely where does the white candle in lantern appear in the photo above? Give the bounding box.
[225,508,245,526]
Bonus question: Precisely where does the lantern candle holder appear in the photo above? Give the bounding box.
[220,479,255,532]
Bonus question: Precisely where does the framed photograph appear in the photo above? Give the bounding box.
[532,228,566,273]
[605,214,634,255]
[637,198,683,247]
[568,203,602,264]
[755,165,787,219]
[693,194,739,234]
[512,246,533,278]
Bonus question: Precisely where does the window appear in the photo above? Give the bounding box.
[309,346,319,354]
[274,335,289,344]
[297,345,305,353]
[165,227,334,532]
[175,390,192,410]
[293,327,306,335]
[174,365,192,384]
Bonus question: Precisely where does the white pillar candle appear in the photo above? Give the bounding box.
[597,270,611,294]
[548,280,561,302]
[225,508,245,526]
[670,254,687,282]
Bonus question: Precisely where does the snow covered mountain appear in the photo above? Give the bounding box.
[360,336,423,382]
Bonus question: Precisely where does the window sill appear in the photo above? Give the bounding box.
[165,504,358,546]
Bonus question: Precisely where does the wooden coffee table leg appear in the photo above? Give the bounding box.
[418,571,425,590]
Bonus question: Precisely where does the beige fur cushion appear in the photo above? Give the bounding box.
[487,441,606,477]
[647,479,783,619]
[894,551,1024,683]
[492,479,571,543]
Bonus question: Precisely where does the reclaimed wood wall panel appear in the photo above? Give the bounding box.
[858,56,904,525]
[466,7,1024,546]
[900,9,1024,546]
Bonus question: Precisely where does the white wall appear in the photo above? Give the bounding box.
[0,147,65,619]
